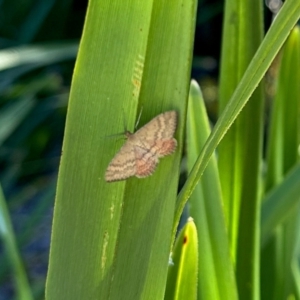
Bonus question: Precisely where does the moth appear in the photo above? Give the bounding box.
[105,110,177,182]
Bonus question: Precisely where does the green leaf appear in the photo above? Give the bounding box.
[186,80,238,300]
[261,26,300,300]
[218,0,265,298]
[0,43,77,71]
[0,98,34,145]
[261,163,300,247]
[0,185,33,300]
[165,218,198,300]
[174,2,300,297]
[291,258,300,298]
[265,26,300,190]
[218,0,264,255]
[45,0,197,299]
[173,0,300,249]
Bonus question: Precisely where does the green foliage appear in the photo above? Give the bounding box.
[261,26,300,300]
[186,81,237,299]
[45,1,197,299]
[0,1,78,297]
[0,185,33,300]
[165,218,198,300]
[1,0,300,299]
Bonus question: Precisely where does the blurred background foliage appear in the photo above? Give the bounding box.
[0,0,274,299]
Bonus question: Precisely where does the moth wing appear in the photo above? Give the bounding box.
[105,142,136,182]
[134,111,177,140]
[149,138,177,157]
[134,146,158,178]
[135,111,177,157]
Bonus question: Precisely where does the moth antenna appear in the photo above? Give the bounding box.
[135,106,143,129]
[103,108,135,141]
